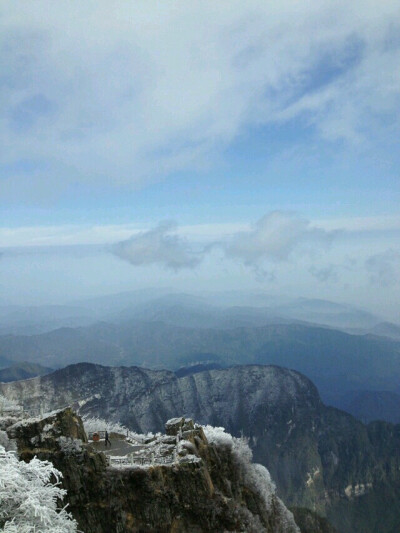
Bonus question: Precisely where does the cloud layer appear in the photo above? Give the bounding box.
[112,221,201,271]
[111,212,336,273]
[2,212,400,320]
[1,1,400,201]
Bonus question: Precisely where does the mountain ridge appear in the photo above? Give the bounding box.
[2,321,400,401]
[2,362,400,532]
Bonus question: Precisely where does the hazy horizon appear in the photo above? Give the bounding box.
[1,2,399,322]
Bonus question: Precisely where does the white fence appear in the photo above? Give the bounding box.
[107,454,175,467]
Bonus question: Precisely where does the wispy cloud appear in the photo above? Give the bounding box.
[2,214,400,320]
[0,222,249,248]
[1,1,399,202]
[4,214,400,295]
[2,215,399,249]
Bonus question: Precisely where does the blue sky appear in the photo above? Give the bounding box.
[1,1,400,320]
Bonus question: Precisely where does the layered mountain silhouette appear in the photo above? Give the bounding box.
[1,320,400,410]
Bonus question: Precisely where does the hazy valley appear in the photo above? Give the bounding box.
[1,293,400,425]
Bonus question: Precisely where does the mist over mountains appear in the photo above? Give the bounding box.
[2,320,400,395]
[1,290,399,424]
[0,290,387,335]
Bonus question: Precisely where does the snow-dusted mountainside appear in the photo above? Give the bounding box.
[2,363,400,532]
[0,363,320,433]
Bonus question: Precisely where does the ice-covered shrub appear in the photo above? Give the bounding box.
[0,431,16,453]
[82,415,128,435]
[0,396,23,416]
[56,436,83,454]
[177,439,196,456]
[0,445,78,532]
[203,425,235,447]
[82,415,158,443]
[203,425,299,532]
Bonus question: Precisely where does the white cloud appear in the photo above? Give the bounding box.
[1,214,400,320]
[111,221,202,271]
[0,213,336,274]
[3,215,400,249]
[1,1,399,200]
[223,211,336,266]
[315,215,400,233]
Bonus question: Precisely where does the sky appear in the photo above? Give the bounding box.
[1,1,400,321]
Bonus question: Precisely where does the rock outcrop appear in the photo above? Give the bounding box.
[3,363,400,532]
[7,407,87,457]
[5,409,300,533]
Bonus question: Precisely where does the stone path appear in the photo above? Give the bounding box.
[90,439,145,457]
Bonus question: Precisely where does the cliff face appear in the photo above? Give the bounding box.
[290,508,339,533]
[0,363,320,435]
[5,408,299,533]
[3,363,400,532]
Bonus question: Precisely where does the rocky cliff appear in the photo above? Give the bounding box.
[3,408,300,533]
[2,363,400,532]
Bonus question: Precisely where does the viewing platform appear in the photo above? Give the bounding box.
[87,417,202,468]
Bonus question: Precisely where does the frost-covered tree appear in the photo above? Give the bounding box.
[82,415,129,435]
[0,431,16,453]
[0,445,78,533]
[82,415,157,443]
[0,396,22,416]
[203,425,300,532]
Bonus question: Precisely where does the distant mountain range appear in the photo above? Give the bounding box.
[0,361,53,383]
[0,304,96,335]
[1,291,399,423]
[364,321,400,341]
[1,290,395,336]
[1,319,400,403]
[332,390,400,424]
[2,362,400,533]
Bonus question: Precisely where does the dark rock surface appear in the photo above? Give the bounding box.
[290,508,338,533]
[7,407,87,456]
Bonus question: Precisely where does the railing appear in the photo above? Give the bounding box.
[107,454,175,467]
[88,430,107,440]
